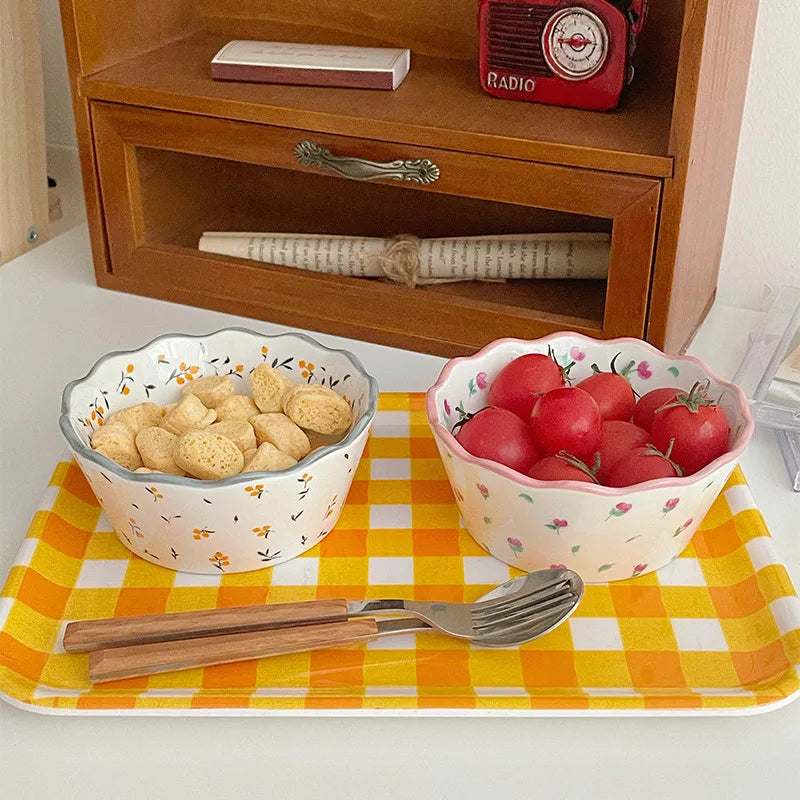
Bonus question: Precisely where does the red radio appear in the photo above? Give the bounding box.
[479,0,648,110]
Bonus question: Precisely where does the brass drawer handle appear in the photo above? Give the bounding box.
[294,140,440,184]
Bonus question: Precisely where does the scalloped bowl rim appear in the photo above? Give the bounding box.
[425,332,754,497]
[59,327,379,488]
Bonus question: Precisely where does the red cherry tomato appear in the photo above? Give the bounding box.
[632,387,682,431]
[596,420,649,484]
[606,444,682,487]
[528,454,598,483]
[455,406,540,473]
[529,387,601,461]
[650,383,730,475]
[577,372,635,422]
[488,353,564,420]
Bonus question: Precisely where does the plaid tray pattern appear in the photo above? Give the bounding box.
[2,393,800,715]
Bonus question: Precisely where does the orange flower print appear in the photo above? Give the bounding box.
[323,495,338,519]
[297,473,312,499]
[245,484,265,499]
[117,364,135,395]
[193,527,214,540]
[146,486,163,501]
[129,517,143,538]
[209,551,230,571]
[168,362,200,386]
[252,525,271,537]
[261,345,269,358]
[299,360,316,381]
[79,392,110,430]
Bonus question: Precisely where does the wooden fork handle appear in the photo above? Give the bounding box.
[64,598,349,653]
[88,618,380,683]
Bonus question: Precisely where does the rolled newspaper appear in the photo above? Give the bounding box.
[198,231,610,286]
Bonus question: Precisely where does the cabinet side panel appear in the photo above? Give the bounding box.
[648,0,759,352]
[67,0,201,75]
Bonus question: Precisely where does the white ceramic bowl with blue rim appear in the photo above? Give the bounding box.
[426,333,754,583]
[60,328,377,574]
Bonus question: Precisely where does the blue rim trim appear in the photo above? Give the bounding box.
[59,327,379,487]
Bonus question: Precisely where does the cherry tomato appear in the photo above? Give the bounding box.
[455,406,540,473]
[577,372,635,422]
[650,383,730,475]
[528,454,598,484]
[606,444,682,487]
[596,420,649,484]
[632,387,682,431]
[529,387,601,461]
[488,353,564,420]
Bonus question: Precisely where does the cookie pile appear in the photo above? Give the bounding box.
[89,365,353,480]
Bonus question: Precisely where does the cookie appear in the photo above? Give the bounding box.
[215,394,261,422]
[181,375,235,408]
[282,384,353,436]
[90,422,143,471]
[207,420,257,453]
[251,413,311,461]
[251,364,293,413]
[160,394,217,436]
[242,442,298,473]
[173,430,244,480]
[135,427,185,476]
[105,402,164,435]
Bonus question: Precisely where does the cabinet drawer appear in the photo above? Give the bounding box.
[91,101,660,356]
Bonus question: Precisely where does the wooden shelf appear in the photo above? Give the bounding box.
[81,30,674,178]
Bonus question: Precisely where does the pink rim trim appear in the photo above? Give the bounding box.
[424,332,755,497]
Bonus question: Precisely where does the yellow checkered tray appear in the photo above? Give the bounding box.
[2,393,800,715]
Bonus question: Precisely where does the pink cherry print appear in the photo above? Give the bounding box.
[569,346,586,362]
[633,563,647,575]
[637,361,652,379]
[475,372,488,390]
[550,563,567,570]
[444,399,451,415]
[616,502,632,513]
[554,519,568,528]
[476,483,489,499]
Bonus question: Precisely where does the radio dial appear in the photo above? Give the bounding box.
[542,7,609,81]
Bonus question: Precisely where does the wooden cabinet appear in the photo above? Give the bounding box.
[59,0,759,356]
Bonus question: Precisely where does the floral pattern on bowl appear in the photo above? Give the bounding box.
[61,328,378,574]
[425,333,754,583]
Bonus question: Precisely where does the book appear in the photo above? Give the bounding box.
[210,40,411,90]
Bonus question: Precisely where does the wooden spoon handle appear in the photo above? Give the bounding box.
[88,618,380,683]
[64,598,349,653]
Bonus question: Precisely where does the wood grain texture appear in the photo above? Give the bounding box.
[68,0,201,75]
[80,31,674,177]
[57,0,758,355]
[0,0,49,264]
[90,102,660,353]
[648,0,759,352]
[64,599,349,653]
[88,618,380,682]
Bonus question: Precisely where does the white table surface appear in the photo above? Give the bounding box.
[1,225,798,799]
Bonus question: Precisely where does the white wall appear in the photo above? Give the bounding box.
[37,1,800,309]
[716,0,800,309]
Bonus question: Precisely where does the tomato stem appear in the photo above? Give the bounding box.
[641,439,684,477]
[655,380,713,415]
[548,345,574,385]
[554,450,601,484]
[450,405,491,435]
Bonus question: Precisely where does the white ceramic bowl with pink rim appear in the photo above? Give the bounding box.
[59,328,377,574]
[425,333,754,583]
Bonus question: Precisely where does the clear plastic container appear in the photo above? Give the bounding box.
[732,285,800,491]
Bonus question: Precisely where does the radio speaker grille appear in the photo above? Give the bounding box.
[486,2,555,76]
